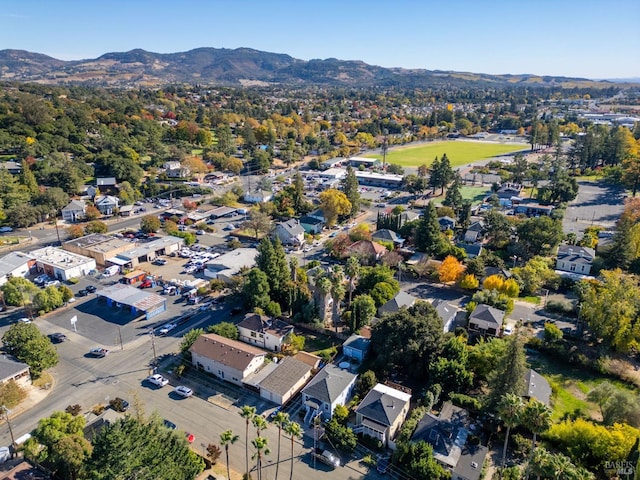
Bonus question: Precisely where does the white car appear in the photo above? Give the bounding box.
[18,317,31,324]
[158,323,177,335]
[173,386,193,398]
[89,347,109,358]
[146,374,169,387]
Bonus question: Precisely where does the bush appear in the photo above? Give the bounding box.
[0,380,27,408]
[65,404,82,416]
[545,299,575,315]
[448,393,481,412]
[397,406,428,443]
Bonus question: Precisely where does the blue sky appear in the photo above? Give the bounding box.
[1,0,638,79]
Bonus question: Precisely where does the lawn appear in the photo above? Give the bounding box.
[459,186,489,204]
[365,140,526,168]
[527,351,637,421]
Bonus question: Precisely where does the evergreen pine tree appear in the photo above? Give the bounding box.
[438,153,455,194]
[429,156,441,194]
[292,171,304,213]
[415,201,448,256]
[443,172,463,211]
[486,329,528,412]
[341,165,361,217]
[271,238,291,309]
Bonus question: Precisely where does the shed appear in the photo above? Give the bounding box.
[121,270,146,284]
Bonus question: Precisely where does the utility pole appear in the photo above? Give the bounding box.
[1,406,15,457]
[382,128,389,171]
[149,329,158,372]
[53,209,62,246]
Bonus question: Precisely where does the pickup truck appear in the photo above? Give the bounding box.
[312,448,340,469]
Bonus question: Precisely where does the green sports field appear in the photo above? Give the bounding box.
[365,140,527,168]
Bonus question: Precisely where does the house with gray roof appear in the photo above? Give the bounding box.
[258,357,314,406]
[273,219,305,246]
[0,161,22,175]
[355,383,411,447]
[412,402,487,480]
[464,221,484,243]
[432,299,459,333]
[372,229,404,247]
[61,200,87,222]
[342,334,371,362]
[456,242,483,259]
[524,368,552,406]
[299,215,324,234]
[302,363,358,424]
[0,356,30,386]
[438,216,456,231]
[94,195,119,215]
[377,291,417,317]
[0,251,35,286]
[468,304,504,337]
[237,313,294,352]
[556,245,595,276]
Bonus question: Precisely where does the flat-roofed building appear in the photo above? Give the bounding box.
[63,234,134,266]
[95,283,166,320]
[30,247,96,281]
[204,248,258,283]
[354,171,404,188]
[111,236,184,268]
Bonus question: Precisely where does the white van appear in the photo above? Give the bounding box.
[103,265,120,278]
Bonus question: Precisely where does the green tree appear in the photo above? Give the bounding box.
[1,277,38,307]
[442,172,463,210]
[429,336,472,393]
[242,268,271,311]
[522,399,552,469]
[33,285,64,313]
[341,165,360,217]
[415,201,448,256]
[543,322,563,345]
[498,393,525,468]
[239,405,256,480]
[486,330,527,412]
[484,210,512,248]
[394,440,448,480]
[345,256,361,307]
[0,380,27,408]
[58,285,74,303]
[370,301,443,379]
[349,294,376,332]
[84,220,108,234]
[319,188,351,227]
[245,208,273,240]
[207,322,239,340]
[252,436,270,480]
[219,430,239,480]
[324,418,357,453]
[179,328,203,358]
[512,256,558,295]
[140,214,161,233]
[516,216,563,258]
[88,416,204,480]
[284,421,302,480]
[2,323,58,377]
[355,370,378,398]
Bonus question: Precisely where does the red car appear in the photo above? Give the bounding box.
[139,279,153,289]
[186,433,195,444]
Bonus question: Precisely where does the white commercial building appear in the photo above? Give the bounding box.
[204,248,258,283]
[30,247,96,281]
[0,252,35,286]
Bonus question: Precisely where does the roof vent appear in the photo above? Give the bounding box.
[471,462,478,469]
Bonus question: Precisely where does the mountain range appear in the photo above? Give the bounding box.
[0,47,623,89]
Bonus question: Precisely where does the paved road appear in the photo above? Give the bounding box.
[563,180,625,236]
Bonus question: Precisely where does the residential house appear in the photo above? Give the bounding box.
[468,304,504,337]
[524,368,552,406]
[438,216,457,231]
[464,221,484,243]
[432,299,459,333]
[342,334,371,363]
[244,189,273,204]
[85,185,98,199]
[300,215,324,234]
[94,195,119,216]
[0,161,22,175]
[302,363,358,423]
[0,357,30,387]
[96,177,117,188]
[162,161,191,178]
[0,251,35,286]
[273,219,305,246]
[514,202,554,217]
[355,383,411,448]
[496,183,522,199]
[371,229,405,247]
[344,240,388,264]
[118,205,134,217]
[456,242,483,259]
[399,210,421,228]
[61,200,87,222]
[378,291,417,317]
[307,209,326,223]
[555,245,595,276]
[257,357,314,405]
[190,333,267,386]
[237,313,294,352]
[412,402,488,480]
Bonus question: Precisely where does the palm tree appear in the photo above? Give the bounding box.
[522,399,552,479]
[252,414,267,437]
[497,393,525,468]
[548,452,575,480]
[272,411,289,480]
[251,436,270,480]
[528,447,552,480]
[283,420,302,480]
[220,429,239,480]
[239,405,256,479]
[315,276,332,324]
[329,265,346,328]
[345,256,360,307]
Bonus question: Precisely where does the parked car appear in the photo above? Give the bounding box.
[0,227,13,233]
[89,347,109,358]
[223,224,235,231]
[48,333,68,343]
[146,374,169,387]
[33,274,50,286]
[138,279,154,289]
[173,386,193,398]
[158,323,177,335]
[152,258,167,266]
[187,296,202,305]
[18,318,31,324]
[196,230,205,235]
[163,419,177,430]
[109,397,130,412]
[77,289,88,297]
[85,285,97,293]
[230,306,242,315]
[44,280,61,288]
[312,448,340,469]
